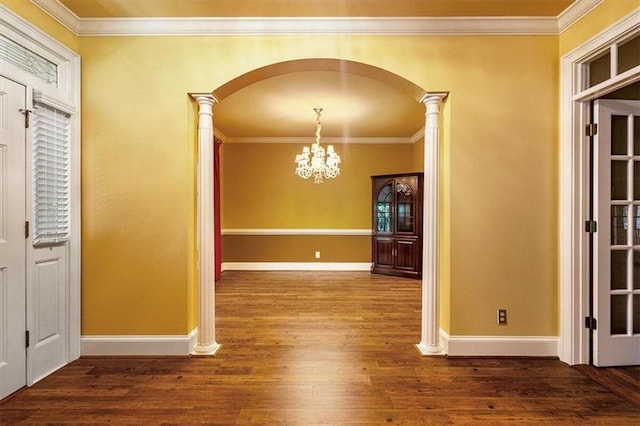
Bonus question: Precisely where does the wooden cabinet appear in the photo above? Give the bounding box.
[371,173,423,279]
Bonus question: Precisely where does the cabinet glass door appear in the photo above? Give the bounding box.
[376,183,393,233]
[396,182,415,233]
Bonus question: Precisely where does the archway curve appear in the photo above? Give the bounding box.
[212,58,427,103]
[192,58,446,356]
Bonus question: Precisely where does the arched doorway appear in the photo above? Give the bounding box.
[191,58,447,355]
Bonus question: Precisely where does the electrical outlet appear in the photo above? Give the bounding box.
[497,309,507,325]
[315,251,321,259]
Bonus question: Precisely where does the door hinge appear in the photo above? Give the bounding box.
[585,316,597,330]
[25,221,30,239]
[585,123,598,137]
[585,220,597,233]
[25,330,30,348]
[18,108,32,128]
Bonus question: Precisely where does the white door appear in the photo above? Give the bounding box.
[28,244,67,383]
[0,76,27,399]
[594,99,640,367]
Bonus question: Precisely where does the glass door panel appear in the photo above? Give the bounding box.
[396,182,414,233]
[611,160,628,200]
[376,184,393,233]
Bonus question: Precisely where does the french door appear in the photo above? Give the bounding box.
[593,99,640,367]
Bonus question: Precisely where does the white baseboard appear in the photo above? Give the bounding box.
[81,329,197,356]
[441,330,558,357]
[222,262,373,271]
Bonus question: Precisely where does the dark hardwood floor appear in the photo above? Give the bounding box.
[574,364,640,407]
[2,271,639,424]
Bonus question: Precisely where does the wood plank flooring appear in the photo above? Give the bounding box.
[573,364,640,407]
[2,271,639,424]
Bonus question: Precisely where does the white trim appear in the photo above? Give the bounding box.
[222,262,372,271]
[573,65,640,102]
[33,89,76,114]
[81,330,197,356]
[30,0,601,36]
[28,0,80,34]
[559,9,640,365]
[52,16,558,37]
[441,331,559,357]
[439,329,449,354]
[222,228,371,236]
[221,136,416,144]
[418,93,447,356]
[192,94,221,356]
[557,0,603,34]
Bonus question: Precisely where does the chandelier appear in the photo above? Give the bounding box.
[294,107,341,184]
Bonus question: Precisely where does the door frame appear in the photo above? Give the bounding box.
[559,8,640,365]
[0,6,81,380]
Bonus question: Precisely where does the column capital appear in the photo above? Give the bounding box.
[190,93,219,105]
[419,92,448,105]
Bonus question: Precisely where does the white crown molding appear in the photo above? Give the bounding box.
[74,17,561,36]
[558,0,603,34]
[222,262,372,271]
[223,136,415,144]
[411,127,425,144]
[213,127,227,141]
[30,0,80,34]
[222,228,371,236]
[29,0,601,36]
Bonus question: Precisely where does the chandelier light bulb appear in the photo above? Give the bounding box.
[294,107,341,184]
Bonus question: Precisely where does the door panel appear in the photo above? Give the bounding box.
[29,245,67,382]
[373,237,394,267]
[594,99,640,367]
[0,76,27,399]
[396,239,417,270]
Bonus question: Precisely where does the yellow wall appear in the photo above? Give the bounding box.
[221,142,414,264]
[11,1,636,338]
[221,143,414,229]
[79,34,559,336]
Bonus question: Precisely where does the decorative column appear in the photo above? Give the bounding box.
[416,92,447,356]
[191,93,221,355]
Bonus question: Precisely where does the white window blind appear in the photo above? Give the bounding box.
[32,101,70,244]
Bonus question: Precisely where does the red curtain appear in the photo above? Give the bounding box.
[214,137,222,280]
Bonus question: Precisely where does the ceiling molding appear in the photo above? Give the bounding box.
[31,0,602,36]
[73,17,559,36]
[31,0,80,34]
[220,136,417,144]
[558,0,603,34]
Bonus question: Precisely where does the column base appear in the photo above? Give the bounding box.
[192,342,222,356]
[416,342,445,356]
